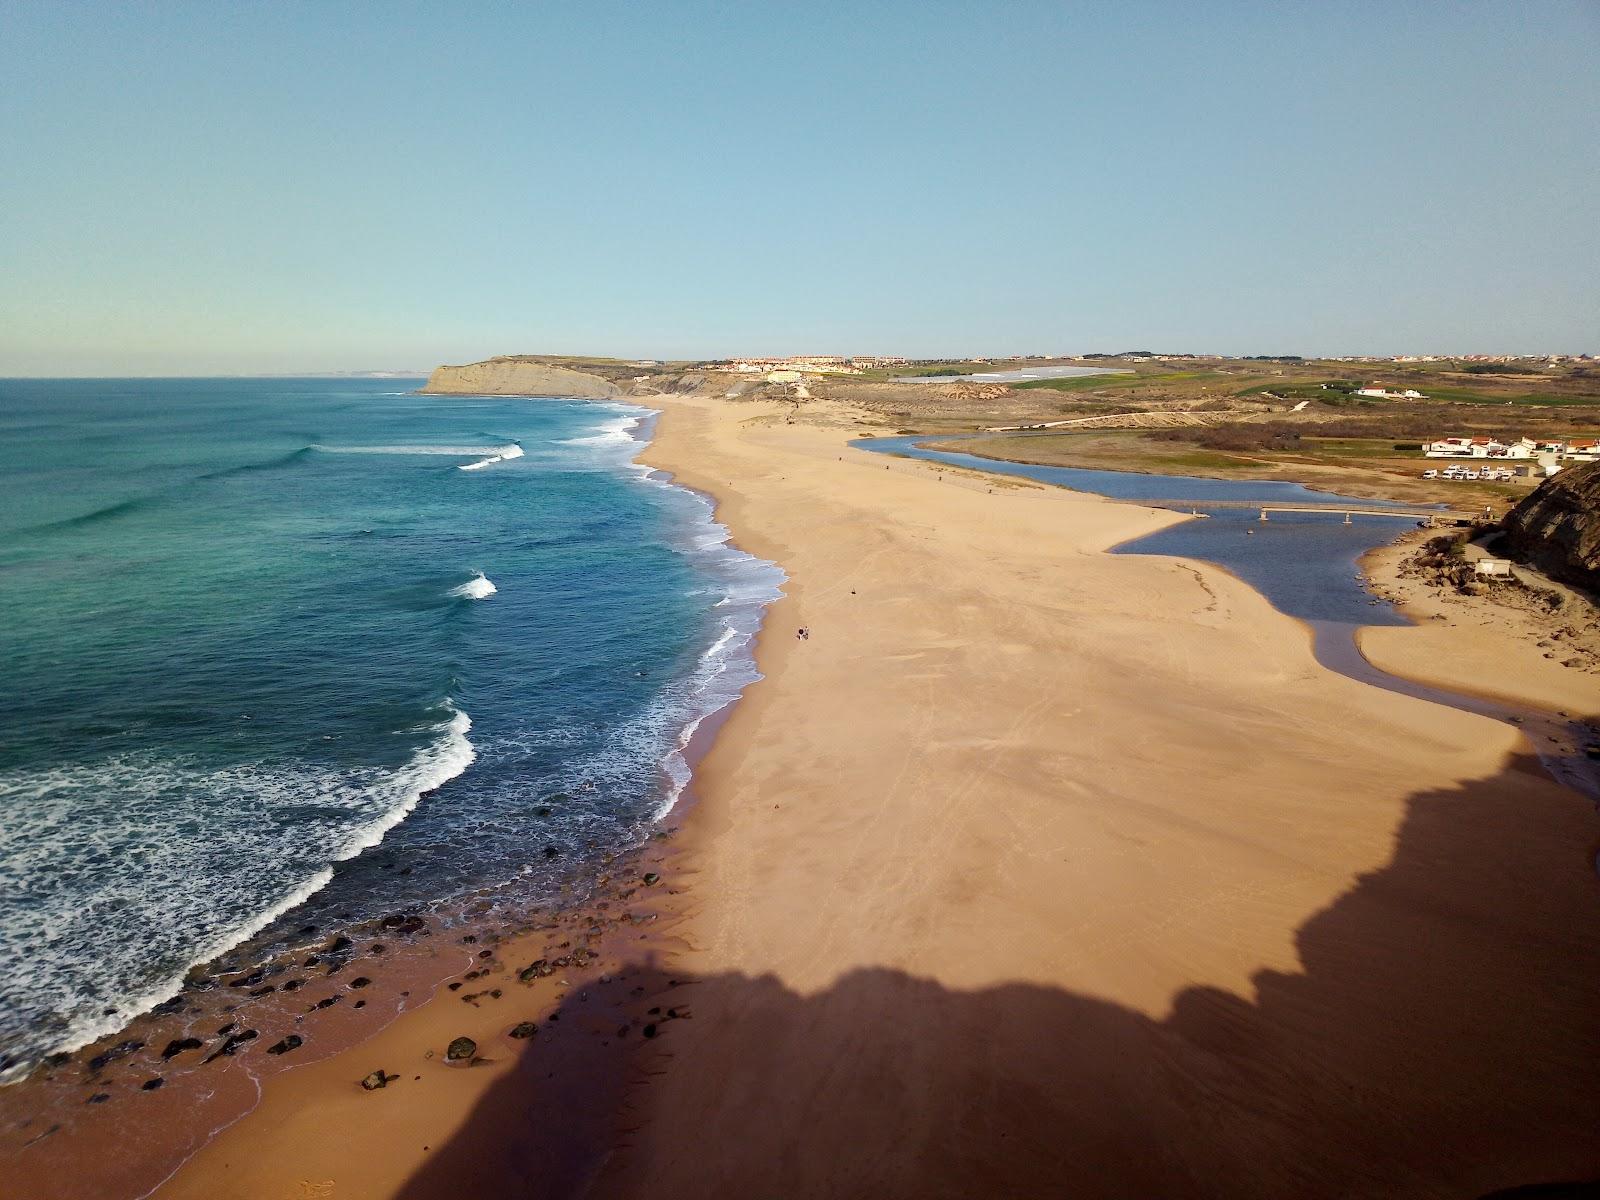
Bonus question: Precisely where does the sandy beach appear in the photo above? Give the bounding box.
[135,392,1600,1198]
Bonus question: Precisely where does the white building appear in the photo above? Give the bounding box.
[1425,437,1501,458]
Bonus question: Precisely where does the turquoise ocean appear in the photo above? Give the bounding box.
[0,378,782,1077]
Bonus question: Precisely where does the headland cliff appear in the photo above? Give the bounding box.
[422,356,620,399]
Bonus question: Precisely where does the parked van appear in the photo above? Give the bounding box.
[1421,469,1438,479]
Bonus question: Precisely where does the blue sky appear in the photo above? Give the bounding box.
[2,1,1596,373]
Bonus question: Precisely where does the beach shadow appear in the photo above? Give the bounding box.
[397,749,1600,1200]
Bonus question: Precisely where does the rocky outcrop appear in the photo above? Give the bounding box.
[1502,459,1600,592]
[422,357,620,399]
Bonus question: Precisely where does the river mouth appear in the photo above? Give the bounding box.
[853,434,1425,625]
[852,434,1600,802]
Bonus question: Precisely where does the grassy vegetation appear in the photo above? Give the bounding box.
[1459,363,1542,375]
[953,429,1535,510]
[1232,380,1361,400]
[845,360,998,382]
[1417,387,1596,407]
[1296,437,1418,458]
[1009,371,1217,393]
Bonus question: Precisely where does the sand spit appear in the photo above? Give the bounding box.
[129,394,1600,1198]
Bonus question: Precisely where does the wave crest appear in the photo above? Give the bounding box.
[448,573,497,600]
[459,444,525,471]
[0,701,474,1077]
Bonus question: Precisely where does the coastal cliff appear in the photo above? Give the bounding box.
[1503,459,1600,592]
[422,356,620,399]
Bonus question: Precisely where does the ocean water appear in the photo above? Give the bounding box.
[0,379,782,1076]
[854,435,1418,625]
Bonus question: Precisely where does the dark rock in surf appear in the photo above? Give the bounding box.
[203,1030,257,1063]
[141,1078,164,1091]
[508,1022,538,1039]
[360,1070,390,1091]
[445,1037,477,1062]
[88,1041,144,1073]
[160,1038,204,1061]
[266,1035,303,1055]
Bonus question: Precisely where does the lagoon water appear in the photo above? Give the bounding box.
[0,379,781,1075]
[854,435,1418,626]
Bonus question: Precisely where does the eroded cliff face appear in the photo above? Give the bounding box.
[1503,459,1600,592]
[422,357,620,399]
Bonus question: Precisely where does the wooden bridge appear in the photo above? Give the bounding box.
[1147,500,1478,526]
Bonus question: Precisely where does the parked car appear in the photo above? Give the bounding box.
[1421,469,1438,479]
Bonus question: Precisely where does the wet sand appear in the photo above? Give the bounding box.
[44,392,1600,1197]
[1360,528,1600,715]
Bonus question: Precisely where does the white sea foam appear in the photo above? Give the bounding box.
[449,573,497,600]
[0,702,474,1078]
[560,410,651,447]
[468,398,783,834]
[458,444,525,471]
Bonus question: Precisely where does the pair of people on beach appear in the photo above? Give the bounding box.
[795,627,810,641]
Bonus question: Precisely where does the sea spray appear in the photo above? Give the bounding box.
[449,573,498,600]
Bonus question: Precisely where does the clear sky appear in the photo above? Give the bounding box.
[2,1,1597,374]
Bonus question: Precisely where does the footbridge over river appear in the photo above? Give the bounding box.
[1146,499,1480,526]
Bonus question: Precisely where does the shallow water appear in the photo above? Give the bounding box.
[853,434,1600,801]
[0,379,782,1075]
[853,435,1419,625]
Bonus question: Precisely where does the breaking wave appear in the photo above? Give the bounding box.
[459,444,525,471]
[561,412,648,447]
[0,702,474,1077]
[449,573,497,600]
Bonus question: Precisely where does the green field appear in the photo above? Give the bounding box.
[1009,371,1217,393]
[1415,387,1596,407]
